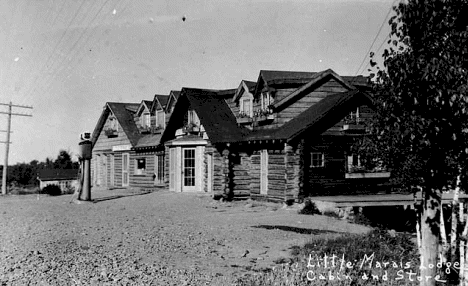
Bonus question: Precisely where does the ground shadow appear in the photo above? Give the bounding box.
[252,225,342,235]
[92,191,152,203]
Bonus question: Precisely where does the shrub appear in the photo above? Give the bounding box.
[298,199,320,215]
[41,185,62,196]
[234,229,425,286]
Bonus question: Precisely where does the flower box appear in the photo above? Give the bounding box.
[343,124,366,132]
[237,117,253,124]
[104,128,118,138]
[345,172,391,179]
[256,114,275,122]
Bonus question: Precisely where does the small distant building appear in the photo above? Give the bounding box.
[37,169,79,191]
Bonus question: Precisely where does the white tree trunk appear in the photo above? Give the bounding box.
[440,203,448,263]
[420,187,441,286]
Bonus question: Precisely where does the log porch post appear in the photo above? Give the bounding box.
[222,144,233,200]
[284,142,301,202]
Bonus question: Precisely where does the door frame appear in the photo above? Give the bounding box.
[166,139,207,193]
[122,153,130,187]
[182,147,197,192]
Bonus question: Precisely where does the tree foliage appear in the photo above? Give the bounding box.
[1,150,79,187]
[360,0,468,192]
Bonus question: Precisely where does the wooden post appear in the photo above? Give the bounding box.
[284,142,300,202]
[222,146,232,200]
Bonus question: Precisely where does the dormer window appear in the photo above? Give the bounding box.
[240,98,253,117]
[261,91,272,111]
[188,110,200,125]
[347,107,360,124]
[109,116,118,131]
[141,112,150,128]
[156,109,165,129]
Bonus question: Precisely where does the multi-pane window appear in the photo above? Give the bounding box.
[311,152,325,168]
[154,155,165,185]
[188,110,200,125]
[141,112,150,128]
[135,158,146,175]
[109,116,118,130]
[183,149,196,187]
[156,110,165,128]
[349,107,360,124]
[261,92,272,110]
[241,98,253,117]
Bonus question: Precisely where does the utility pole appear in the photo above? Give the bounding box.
[0,102,33,195]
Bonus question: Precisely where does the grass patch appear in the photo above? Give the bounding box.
[234,228,448,285]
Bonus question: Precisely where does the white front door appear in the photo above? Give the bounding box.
[182,148,196,192]
[122,153,129,187]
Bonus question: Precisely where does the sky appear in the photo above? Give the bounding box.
[0,0,395,165]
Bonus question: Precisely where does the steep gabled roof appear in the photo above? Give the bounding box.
[135,133,163,149]
[274,90,372,142]
[243,90,372,142]
[151,94,169,113]
[38,169,79,181]
[233,80,257,102]
[136,100,153,116]
[165,90,181,113]
[161,88,250,144]
[272,69,356,110]
[91,102,141,148]
[253,70,318,98]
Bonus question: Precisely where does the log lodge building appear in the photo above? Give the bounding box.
[90,69,391,202]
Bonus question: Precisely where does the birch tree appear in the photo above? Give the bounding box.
[359,1,468,285]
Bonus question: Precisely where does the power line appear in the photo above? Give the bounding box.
[351,0,398,83]
[31,0,129,100]
[0,102,33,195]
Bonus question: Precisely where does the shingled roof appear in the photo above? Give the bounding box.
[161,88,250,144]
[185,88,249,143]
[91,102,141,148]
[151,94,169,113]
[244,90,373,142]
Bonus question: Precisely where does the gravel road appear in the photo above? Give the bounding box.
[0,188,369,285]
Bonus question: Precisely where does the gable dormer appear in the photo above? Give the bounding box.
[103,111,120,138]
[233,80,256,125]
[136,100,152,133]
[150,94,169,133]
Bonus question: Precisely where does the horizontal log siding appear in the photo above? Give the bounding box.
[93,119,131,153]
[267,153,285,198]
[304,136,390,196]
[114,153,123,187]
[209,145,224,198]
[129,152,156,188]
[231,152,251,197]
[250,152,261,194]
[276,79,349,127]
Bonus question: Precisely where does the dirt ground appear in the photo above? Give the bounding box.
[0,188,369,285]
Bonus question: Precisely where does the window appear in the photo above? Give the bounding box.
[188,110,200,125]
[349,107,360,124]
[141,112,150,128]
[240,98,253,117]
[135,158,146,175]
[156,110,165,128]
[261,92,272,110]
[347,154,362,172]
[311,152,325,168]
[109,116,118,131]
[154,155,165,185]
